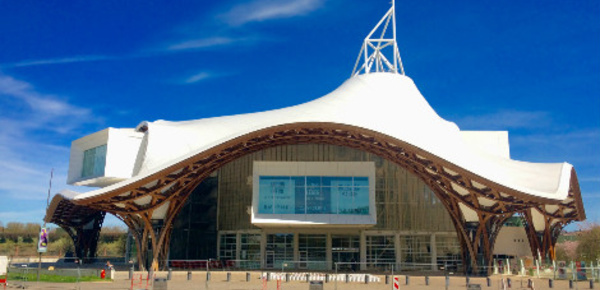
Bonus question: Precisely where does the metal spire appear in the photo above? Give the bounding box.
[352,0,405,76]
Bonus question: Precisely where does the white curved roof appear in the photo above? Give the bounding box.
[74,72,572,202]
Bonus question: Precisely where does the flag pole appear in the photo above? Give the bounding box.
[37,169,53,282]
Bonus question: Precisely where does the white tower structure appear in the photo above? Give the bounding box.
[352,0,405,76]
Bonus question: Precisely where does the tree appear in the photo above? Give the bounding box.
[575,223,600,261]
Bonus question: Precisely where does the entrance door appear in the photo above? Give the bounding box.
[265,251,274,268]
[331,235,360,271]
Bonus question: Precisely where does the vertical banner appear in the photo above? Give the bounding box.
[37,228,48,253]
[576,261,587,280]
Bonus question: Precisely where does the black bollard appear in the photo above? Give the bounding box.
[345,274,349,283]
[226,272,231,282]
[385,275,390,284]
[246,272,251,282]
[286,273,290,282]
[187,271,192,280]
[364,274,369,284]
[305,273,309,282]
[590,279,594,289]
[167,268,172,280]
[507,277,512,288]
[325,274,329,283]
[206,272,211,281]
[570,280,574,289]
[406,275,410,285]
[425,276,429,285]
[466,276,470,285]
[486,277,491,287]
[549,279,554,288]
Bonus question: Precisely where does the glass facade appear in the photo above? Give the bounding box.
[169,177,218,260]
[219,234,236,261]
[240,233,261,269]
[81,144,106,177]
[366,235,396,270]
[266,234,293,269]
[400,236,431,269]
[167,144,460,271]
[298,234,327,270]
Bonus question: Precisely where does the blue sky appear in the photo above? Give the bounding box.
[0,0,598,230]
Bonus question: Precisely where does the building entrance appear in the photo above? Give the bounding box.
[332,235,360,271]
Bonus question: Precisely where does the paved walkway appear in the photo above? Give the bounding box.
[6,271,593,289]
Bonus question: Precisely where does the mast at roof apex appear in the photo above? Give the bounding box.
[351,0,405,76]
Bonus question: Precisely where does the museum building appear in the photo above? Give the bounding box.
[45,4,585,274]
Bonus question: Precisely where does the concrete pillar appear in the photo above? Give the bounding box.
[236,232,241,261]
[326,233,332,270]
[260,232,267,269]
[394,233,401,271]
[360,231,367,271]
[430,233,437,271]
[293,233,299,267]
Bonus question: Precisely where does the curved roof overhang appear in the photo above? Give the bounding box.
[46,122,585,229]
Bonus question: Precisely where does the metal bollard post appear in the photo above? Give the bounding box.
[486,277,491,287]
[466,276,470,285]
[364,274,369,284]
[570,280,574,289]
[129,266,133,280]
[246,272,250,282]
[187,271,192,280]
[507,277,512,288]
[591,279,594,289]
[445,275,449,289]
[386,275,390,284]
[206,272,211,281]
[305,273,309,282]
[405,275,410,285]
[286,273,290,282]
[167,268,172,280]
[345,274,349,283]
[226,272,231,282]
[425,276,429,285]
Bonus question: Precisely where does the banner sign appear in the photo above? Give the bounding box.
[37,227,48,253]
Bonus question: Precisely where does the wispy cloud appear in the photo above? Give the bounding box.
[453,110,551,130]
[221,0,324,26]
[184,72,214,84]
[0,72,99,204]
[5,55,113,68]
[181,71,234,84]
[165,36,264,51]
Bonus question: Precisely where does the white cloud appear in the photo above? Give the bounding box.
[221,0,324,26]
[184,72,214,84]
[0,72,99,203]
[5,55,112,68]
[168,37,238,51]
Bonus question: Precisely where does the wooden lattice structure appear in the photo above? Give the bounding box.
[45,123,585,273]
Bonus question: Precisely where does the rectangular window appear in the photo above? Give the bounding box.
[266,233,294,269]
[219,234,237,261]
[81,144,107,178]
[240,233,261,269]
[258,175,369,215]
[366,235,395,270]
[298,234,327,270]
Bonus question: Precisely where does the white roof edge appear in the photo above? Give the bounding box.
[71,73,576,204]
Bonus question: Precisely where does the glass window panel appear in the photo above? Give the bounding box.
[306,176,321,187]
[353,176,369,187]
